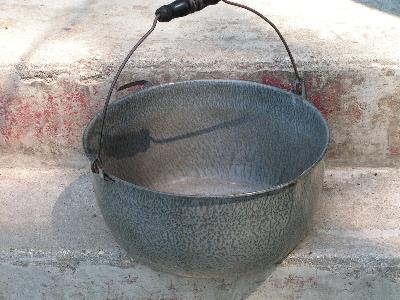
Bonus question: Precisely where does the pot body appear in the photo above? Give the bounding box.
[91,161,323,277]
[84,80,329,277]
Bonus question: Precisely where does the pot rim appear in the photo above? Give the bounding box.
[83,79,330,199]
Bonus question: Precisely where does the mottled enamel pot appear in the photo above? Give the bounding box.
[83,80,329,277]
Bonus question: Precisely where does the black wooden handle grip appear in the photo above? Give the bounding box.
[156,0,220,22]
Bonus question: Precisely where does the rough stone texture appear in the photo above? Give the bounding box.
[0,0,400,165]
[1,0,400,298]
[0,156,399,299]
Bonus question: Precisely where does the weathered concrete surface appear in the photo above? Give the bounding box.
[0,0,400,165]
[1,259,399,300]
[2,2,400,298]
[1,156,399,299]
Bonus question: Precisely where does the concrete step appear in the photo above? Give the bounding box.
[0,157,399,299]
[1,0,400,166]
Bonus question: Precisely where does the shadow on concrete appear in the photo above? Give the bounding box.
[351,0,400,17]
[51,172,278,299]
[51,173,117,250]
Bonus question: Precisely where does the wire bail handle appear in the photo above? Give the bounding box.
[91,0,305,176]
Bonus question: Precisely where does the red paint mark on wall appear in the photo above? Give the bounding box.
[262,73,292,91]
[0,82,97,152]
[389,145,400,156]
[344,102,365,122]
[261,72,365,121]
[0,96,34,143]
[61,88,93,146]
[42,95,59,137]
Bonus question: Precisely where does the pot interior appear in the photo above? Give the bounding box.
[84,80,329,196]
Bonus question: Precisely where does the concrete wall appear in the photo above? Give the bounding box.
[1,0,400,167]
